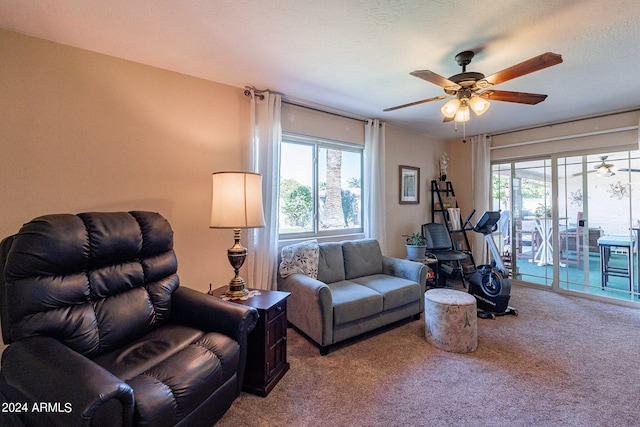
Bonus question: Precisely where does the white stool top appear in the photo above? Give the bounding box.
[425,288,476,306]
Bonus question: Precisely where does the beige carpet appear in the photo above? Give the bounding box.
[217,285,640,426]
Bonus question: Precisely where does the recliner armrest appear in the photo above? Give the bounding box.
[170,286,259,396]
[170,286,259,342]
[382,255,427,287]
[1,336,134,426]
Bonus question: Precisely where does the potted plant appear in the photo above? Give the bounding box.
[404,232,427,260]
[534,203,552,218]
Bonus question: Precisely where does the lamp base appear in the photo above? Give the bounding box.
[224,228,249,298]
[225,279,249,298]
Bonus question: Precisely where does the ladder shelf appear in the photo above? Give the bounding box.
[430,180,476,271]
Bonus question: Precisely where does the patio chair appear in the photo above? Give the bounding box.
[559,212,585,269]
[515,216,539,261]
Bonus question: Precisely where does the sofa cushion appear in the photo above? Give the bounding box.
[329,280,383,325]
[342,239,383,280]
[353,274,422,311]
[94,324,206,380]
[317,242,345,284]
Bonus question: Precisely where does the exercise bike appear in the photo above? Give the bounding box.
[463,210,518,319]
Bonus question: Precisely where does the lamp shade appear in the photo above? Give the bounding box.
[454,104,470,122]
[210,172,266,228]
[440,98,461,119]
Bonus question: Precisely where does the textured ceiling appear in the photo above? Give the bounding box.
[1,0,639,140]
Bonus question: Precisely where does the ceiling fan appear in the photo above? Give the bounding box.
[594,156,617,176]
[383,50,563,123]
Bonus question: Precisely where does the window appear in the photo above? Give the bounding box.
[279,134,363,238]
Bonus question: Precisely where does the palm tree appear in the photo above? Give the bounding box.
[347,177,361,188]
[322,149,344,228]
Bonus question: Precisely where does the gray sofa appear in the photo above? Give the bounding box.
[279,239,427,355]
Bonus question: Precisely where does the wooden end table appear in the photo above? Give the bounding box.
[211,286,290,397]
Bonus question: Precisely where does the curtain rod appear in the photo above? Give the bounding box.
[243,88,264,100]
[243,86,369,124]
[243,86,282,101]
[490,107,640,137]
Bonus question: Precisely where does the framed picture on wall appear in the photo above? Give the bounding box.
[399,165,420,204]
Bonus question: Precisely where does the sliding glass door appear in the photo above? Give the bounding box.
[492,159,553,286]
[494,150,640,303]
[557,152,640,301]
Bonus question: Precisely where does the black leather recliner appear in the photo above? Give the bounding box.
[0,211,258,426]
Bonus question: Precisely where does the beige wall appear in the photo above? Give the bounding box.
[1,28,452,297]
[384,125,449,258]
[0,29,455,350]
[447,138,473,218]
[0,28,251,296]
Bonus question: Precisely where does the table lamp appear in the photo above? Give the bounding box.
[210,171,265,298]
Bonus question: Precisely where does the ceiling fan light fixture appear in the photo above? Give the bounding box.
[469,96,491,116]
[454,103,470,122]
[441,98,460,118]
[597,165,615,176]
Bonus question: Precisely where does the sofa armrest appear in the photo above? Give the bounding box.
[1,336,134,427]
[382,256,427,288]
[281,274,333,347]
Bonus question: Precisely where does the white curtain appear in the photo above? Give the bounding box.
[248,89,282,290]
[363,119,387,252]
[470,134,492,264]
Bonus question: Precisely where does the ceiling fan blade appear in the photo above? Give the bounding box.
[618,168,640,172]
[383,95,449,112]
[483,52,563,86]
[571,170,598,177]
[410,70,461,90]
[482,90,548,105]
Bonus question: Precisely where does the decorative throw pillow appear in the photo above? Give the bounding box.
[279,239,319,279]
